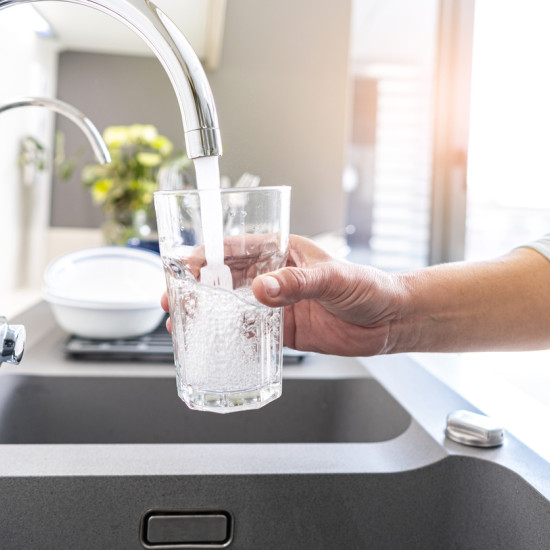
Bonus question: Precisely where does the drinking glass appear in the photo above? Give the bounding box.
[154,186,291,413]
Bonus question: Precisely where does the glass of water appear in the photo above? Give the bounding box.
[154,186,291,413]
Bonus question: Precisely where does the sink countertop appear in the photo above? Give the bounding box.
[360,354,550,500]
[408,352,550,464]
[1,301,549,502]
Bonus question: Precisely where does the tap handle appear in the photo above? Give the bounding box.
[0,317,26,365]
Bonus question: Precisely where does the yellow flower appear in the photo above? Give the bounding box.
[81,164,105,186]
[152,135,174,156]
[103,126,130,148]
[91,179,113,204]
[129,124,158,143]
[83,124,180,216]
[136,152,162,167]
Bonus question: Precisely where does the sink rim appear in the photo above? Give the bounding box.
[0,417,445,478]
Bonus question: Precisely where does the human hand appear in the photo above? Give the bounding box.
[161,234,409,356]
[251,235,407,356]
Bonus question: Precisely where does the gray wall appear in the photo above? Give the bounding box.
[51,0,351,236]
[52,53,180,229]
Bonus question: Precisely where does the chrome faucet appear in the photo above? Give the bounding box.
[0,318,25,366]
[0,96,110,365]
[0,96,111,164]
[0,0,223,160]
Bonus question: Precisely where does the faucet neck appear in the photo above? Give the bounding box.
[0,0,222,159]
[0,96,110,164]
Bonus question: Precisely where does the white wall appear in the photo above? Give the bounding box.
[0,8,59,304]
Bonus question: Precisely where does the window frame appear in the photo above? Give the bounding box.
[430,0,476,264]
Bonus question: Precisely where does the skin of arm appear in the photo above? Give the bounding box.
[161,235,550,356]
[393,245,550,353]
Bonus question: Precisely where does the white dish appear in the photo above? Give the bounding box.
[44,300,165,340]
[43,247,166,339]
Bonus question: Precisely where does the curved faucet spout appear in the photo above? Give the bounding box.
[0,96,110,164]
[0,0,223,159]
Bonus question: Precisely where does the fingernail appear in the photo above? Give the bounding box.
[262,276,281,298]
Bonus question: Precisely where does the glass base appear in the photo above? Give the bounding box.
[178,382,282,414]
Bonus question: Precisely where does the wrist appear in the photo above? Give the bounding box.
[387,270,433,354]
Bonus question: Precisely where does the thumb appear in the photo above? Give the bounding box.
[252,265,342,307]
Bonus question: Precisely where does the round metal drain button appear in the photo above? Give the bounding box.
[446,409,505,447]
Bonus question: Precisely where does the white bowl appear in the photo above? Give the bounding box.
[43,297,165,340]
[43,246,166,340]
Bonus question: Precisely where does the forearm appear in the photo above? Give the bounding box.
[392,247,550,353]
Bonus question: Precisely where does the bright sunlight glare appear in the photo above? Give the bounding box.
[468,0,550,208]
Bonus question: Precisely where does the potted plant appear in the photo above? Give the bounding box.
[82,124,182,245]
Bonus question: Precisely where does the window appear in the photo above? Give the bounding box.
[346,0,440,271]
[466,0,550,260]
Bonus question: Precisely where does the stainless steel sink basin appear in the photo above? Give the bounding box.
[0,303,547,549]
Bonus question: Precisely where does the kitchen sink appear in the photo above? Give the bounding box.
[0,302,548,549]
